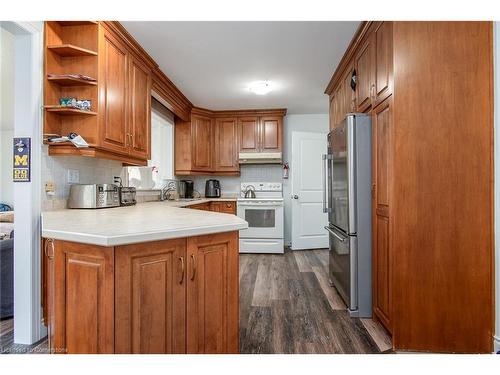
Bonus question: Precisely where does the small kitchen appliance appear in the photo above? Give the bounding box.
[323,113,372,317]
[68,184,120,209]
[119,187,137,206]
[237,182,284,254]
[181,180,194,199]
[205,179,221,198]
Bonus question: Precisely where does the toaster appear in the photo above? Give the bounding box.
[119,186,137,206]
[68,184,120,209]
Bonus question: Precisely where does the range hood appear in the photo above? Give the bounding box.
[238,152,282,164]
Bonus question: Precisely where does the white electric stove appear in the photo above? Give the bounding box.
[237,182,284,254]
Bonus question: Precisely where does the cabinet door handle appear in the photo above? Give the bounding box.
[190,254,196,281]
[178,256,185,284]
[371,84,376,100]
[44,239,54,260]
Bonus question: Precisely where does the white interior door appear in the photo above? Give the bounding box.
[291,131,329,250]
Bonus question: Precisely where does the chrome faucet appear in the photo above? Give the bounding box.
[160,181,177,201]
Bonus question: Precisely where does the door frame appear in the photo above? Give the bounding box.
[290,130,329,250]
[2,21,45,344]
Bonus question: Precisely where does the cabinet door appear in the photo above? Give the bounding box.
[214,117,239,173]
[115,239,186,354]
[192,115,213,171]
[343,64,355,115]
[53,240,114,353]
[238,116,260,153]
[260,116,282,152]
[187,232,239,354]
[329,95,336,131]
[129,55,151,160]
[210,202,221,212]
[334,81,344,126]
[374,22,393,106]
[355,34,375,113]
[44,239,55,352]
[100,29,129,155]
[372,97,392,333]
[219,201,236,215]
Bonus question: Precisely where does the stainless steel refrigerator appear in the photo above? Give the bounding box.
[322,113,372,318]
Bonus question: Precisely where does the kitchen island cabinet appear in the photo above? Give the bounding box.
[42,203,246,354]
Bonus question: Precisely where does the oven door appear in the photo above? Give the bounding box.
[237,202,283,238]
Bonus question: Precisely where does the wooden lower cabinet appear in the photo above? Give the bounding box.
[115,239,186,353]
[186,232,239,353]
[189,201,237,215]
[44,231,239,354]
[52,240,115,354]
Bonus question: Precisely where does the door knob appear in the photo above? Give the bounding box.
[292,195,299,199]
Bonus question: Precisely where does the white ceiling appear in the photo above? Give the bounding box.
[122,21,359,114]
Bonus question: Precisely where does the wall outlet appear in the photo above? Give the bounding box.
[67,169,80,184]
[45,181,55,195]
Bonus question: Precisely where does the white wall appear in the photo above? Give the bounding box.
[41,146,124,210]
[283,114,329,246]
[493,22,500,353]
[0,27,15,206]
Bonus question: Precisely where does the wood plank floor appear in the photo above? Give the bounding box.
[0,319,49,354]
[239,248,392,354]
[1,248,391,354]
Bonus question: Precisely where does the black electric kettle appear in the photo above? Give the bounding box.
[205,179,221,198]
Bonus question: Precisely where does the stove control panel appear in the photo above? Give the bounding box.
[240,182,282,192]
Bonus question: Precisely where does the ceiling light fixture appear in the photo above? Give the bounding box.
[248,81,273,95]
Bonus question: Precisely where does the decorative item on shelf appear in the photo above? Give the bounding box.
[46,132,89,148]
[59,97,92,111]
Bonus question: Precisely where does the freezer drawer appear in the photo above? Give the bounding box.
[326,225,357,313]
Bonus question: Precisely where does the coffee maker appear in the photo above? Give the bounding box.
[179,180,194,199]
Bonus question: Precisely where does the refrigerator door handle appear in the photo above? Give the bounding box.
[322,154,327,213]
[324,226,346,242]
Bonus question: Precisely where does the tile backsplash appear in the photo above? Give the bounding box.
[190,164,283,196]
[41,145,124,211]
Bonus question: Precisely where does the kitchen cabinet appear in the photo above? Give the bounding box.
[115,239,186,353]
[192,114,213,172]
[214,118,239,173]
[260,117,282,152]
[189,202,211,211]
[99,28,129,155]
[186,232,239,353]
[238,117,260,153]
[175,108,286,175]
[52,240,115,353]
[355,34,375,112]
[373,22,393,106]
[371,97,392,333]
[43,231,240,354]
[209,201,237,214]
[128,55,151,160]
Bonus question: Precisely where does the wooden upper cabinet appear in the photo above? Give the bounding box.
[214,117,239,173]
[374,22,393,106]
[192,115,213,171]
[115,239,186,354]
[53,240,115,354]
[99,29,129,155]
[260,116,282,152]
[238,116,260,153]
[128,55,151,160]
[355,34,375,113]
[343,64,355,115]
[186,232,239,354]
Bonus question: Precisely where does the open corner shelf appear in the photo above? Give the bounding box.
[47,44,98,57]
[44,106,97,116]
[56,21,98,26]
[47,76,97,86]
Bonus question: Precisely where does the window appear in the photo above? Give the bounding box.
[126,98,174,189]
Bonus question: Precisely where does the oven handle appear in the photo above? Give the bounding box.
[238,203,284,207]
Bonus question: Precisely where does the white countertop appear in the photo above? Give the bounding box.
[42,201,247,247]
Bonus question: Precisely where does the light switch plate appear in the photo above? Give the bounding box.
[67,169,80,184]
